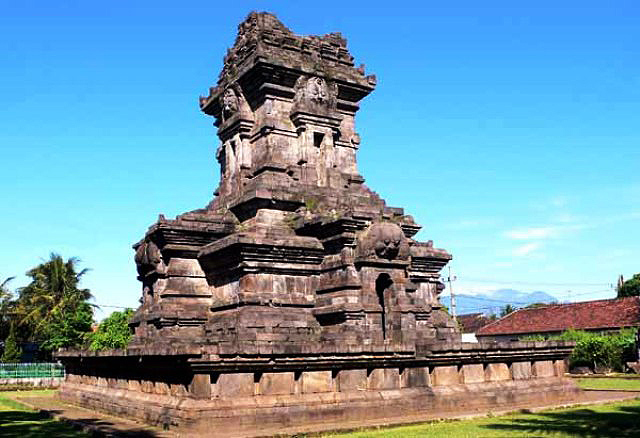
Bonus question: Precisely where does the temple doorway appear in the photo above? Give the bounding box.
[375,273,393,339]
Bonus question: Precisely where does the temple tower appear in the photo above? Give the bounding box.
[57,14,578,435]
[129,11,457,354]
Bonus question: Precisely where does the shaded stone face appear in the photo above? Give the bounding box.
[128,11,456,354]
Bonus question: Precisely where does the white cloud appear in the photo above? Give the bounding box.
[553,212,577,224]
[504,222,589,240]
[513,242,541,257]
[504,226,557,240]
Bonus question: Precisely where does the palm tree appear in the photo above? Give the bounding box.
[17,253,93,340]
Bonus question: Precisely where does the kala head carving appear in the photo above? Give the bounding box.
[357,222,409,261]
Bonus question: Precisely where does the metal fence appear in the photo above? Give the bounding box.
[0,363,65,379]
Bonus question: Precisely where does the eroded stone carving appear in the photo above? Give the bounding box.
[221,88,239,120]
[307,77,328,103]
[357,222,409,261]
[134,240,164,277]
[293,75,337,110]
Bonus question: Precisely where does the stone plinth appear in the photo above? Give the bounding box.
[533,360,556,378]
[485,363,511,382]
[432,366,460,386]
[301,371,332,393]
[511,361,533,380]
[461,364,485,384]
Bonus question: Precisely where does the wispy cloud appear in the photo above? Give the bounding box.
[553,212,578,224]
[550,196,568,208]
[444,218,498,230]
[530,195,570,212]
[505,226,558,240]
[513,242,542,257]
[504,211,639,242]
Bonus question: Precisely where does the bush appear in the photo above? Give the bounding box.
[87,309,134,351]
[520,328,637,372]
[559,328,637,372]
[519,334,547,341]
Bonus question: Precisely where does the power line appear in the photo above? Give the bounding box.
[94,304,132,309]
[457,277,611,287]
[443,266,458,323]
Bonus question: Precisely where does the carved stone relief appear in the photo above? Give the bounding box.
[307,77,328,103]
[221,88,239,120]
[294,75,336,109]
[135,240,165,277]
[357,222,410,261]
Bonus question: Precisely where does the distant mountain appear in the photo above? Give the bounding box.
[440,289,558,316]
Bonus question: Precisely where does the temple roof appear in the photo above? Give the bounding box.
[199,11,375,112]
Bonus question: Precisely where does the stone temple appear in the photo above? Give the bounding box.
[58,12,579,436]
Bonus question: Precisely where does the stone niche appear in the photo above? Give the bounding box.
[57,12,580,436]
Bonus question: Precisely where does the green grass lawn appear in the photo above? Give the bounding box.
[575,377,640,391]
[0,390,88,438]
[324,398,640,438]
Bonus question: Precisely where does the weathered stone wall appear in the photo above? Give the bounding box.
[59,357,577,434]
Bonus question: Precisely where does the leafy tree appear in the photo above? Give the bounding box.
[0,277,15,341]
[15,253,94,357]
[617,273,640,298]
[1,322,21,363]
[88,309,134,351]
[40,301,93,352]
[500,304,517,317]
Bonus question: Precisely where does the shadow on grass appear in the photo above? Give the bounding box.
[0,409,165,437]
[483,406,640,438]
[0,410,84,438]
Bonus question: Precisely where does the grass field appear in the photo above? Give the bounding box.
[0,390,88,438]
[325,377,640,438]
[325,398,640,438]
[575,377,640,391]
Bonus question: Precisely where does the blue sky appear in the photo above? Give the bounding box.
[1,1,638,319]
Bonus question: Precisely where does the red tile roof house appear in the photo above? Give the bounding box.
[457,312,496,342]
[476,296,640,343]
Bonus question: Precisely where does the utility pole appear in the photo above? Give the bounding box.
[445,266,458,323]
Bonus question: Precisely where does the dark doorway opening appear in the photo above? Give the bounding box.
[376,273,393,339]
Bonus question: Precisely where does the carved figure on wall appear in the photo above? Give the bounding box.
[134,240,164,277]
[221,88,239,120]
[293,75,336,110]
[357,222,409,261]
[307,77,327,103]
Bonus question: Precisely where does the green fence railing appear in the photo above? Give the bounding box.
[0,363,65,379]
